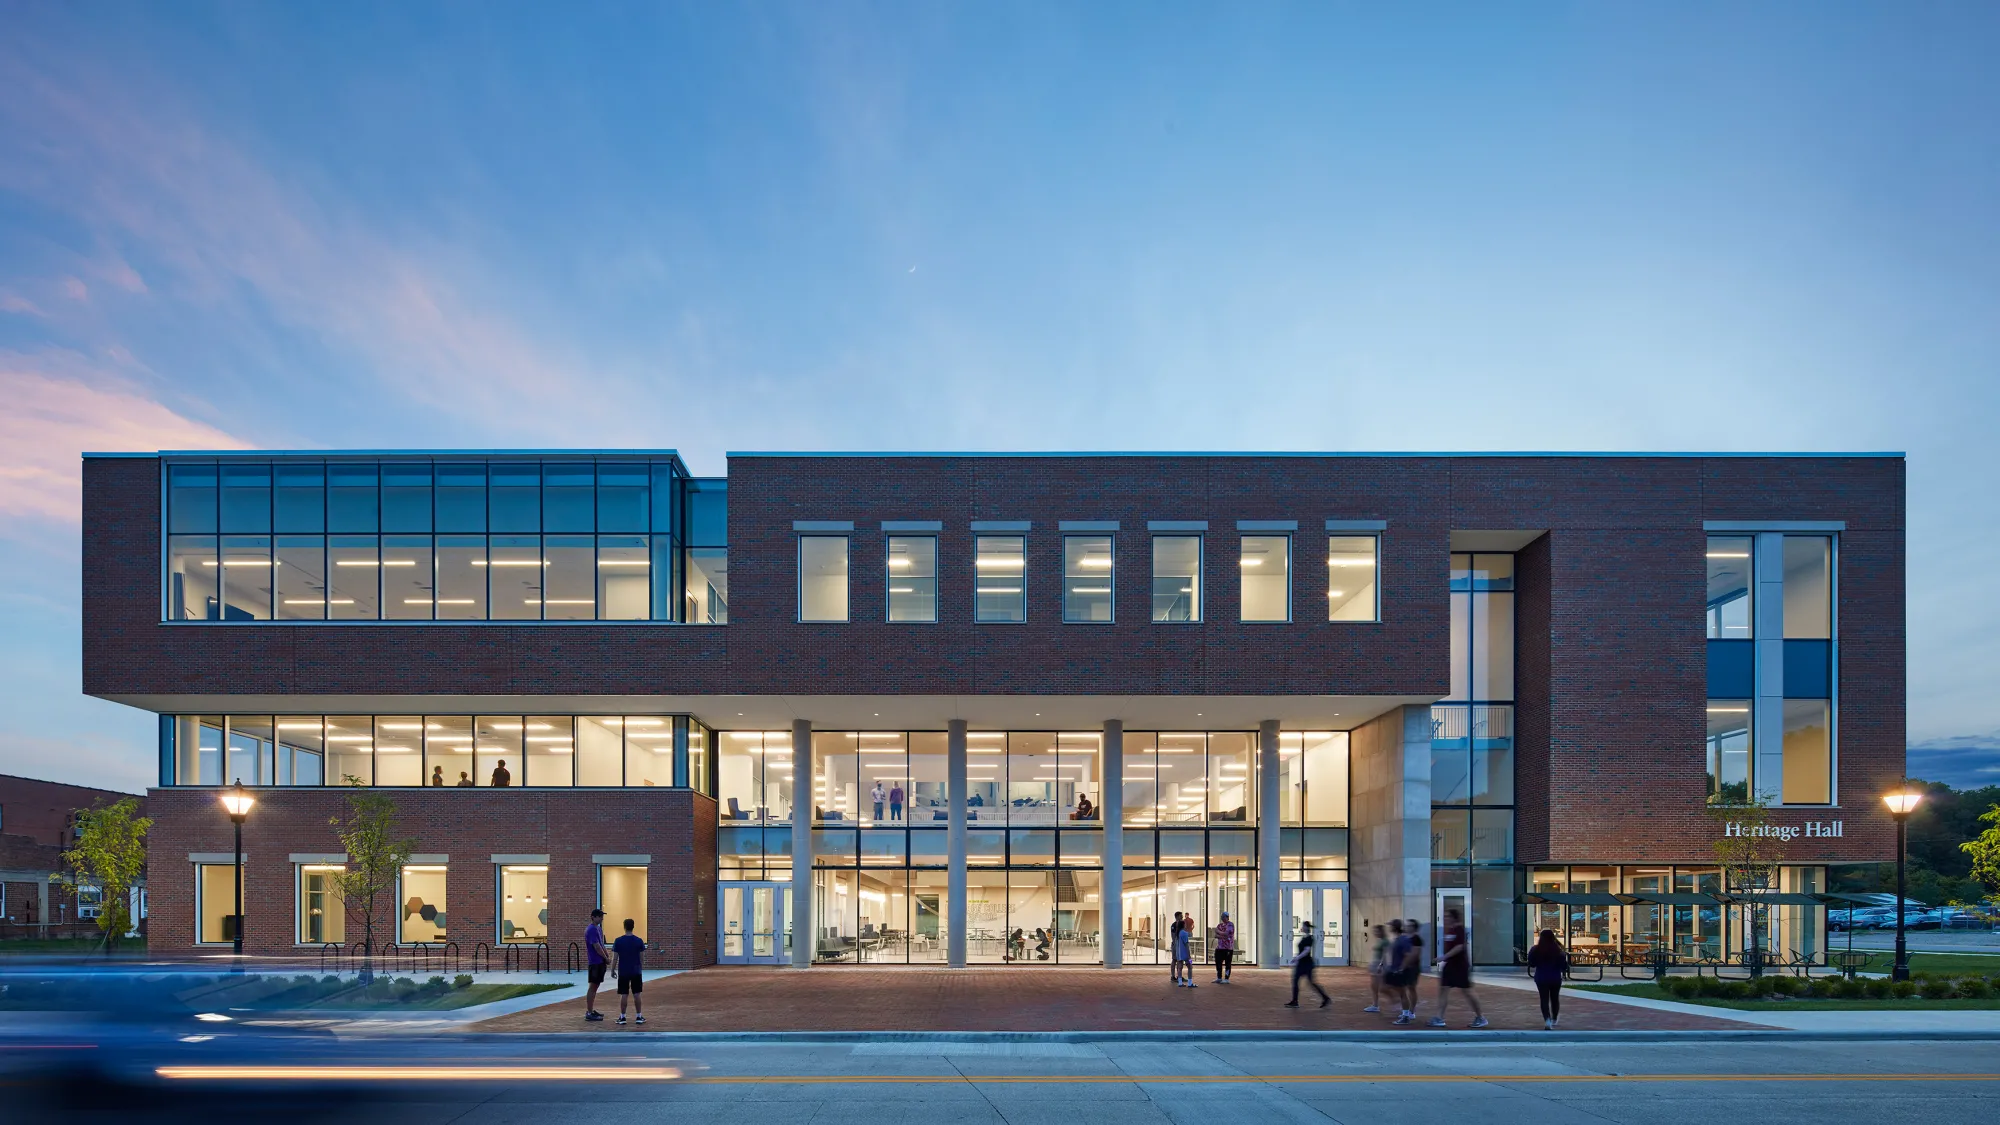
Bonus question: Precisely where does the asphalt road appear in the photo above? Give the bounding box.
[15,1033,1999,1124]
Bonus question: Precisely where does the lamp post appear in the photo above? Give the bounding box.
[1882,786,1924,982]
[219,780,256,963]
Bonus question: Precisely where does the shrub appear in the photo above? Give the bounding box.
[1864,978,1892,999]
[1957,977,1993,1000]
[1768,976,1800,997]
[454,974,474,990]
[364,977,393,999]
[1890,979,1918,1000]
[321,975,342,987]
[1664,976,1700,999]
[1919,977,1956,1000]
[1695,975,1729,998]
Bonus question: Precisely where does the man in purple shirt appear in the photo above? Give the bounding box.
[583,908,609,1022]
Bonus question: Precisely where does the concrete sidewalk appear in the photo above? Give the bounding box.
[1477,972,2000,1033]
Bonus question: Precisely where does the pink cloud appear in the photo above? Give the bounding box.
[0,354,248,524]
[0,294,45,316]
[61,276,87,300]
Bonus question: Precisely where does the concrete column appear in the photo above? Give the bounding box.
[1349,705,1435,940]
[1257,719,1282,967]
[947,719,967,967]
[1753,532,1787,806]
[790,719,812,967]
[1100,720,1124,968]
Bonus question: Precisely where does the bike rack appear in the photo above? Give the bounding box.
[566,941,582,974]
[471,942,491,973]
[319,943,342,974]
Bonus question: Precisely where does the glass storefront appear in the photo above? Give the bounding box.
[1521,863,1827,964]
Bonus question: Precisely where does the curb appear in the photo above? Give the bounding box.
[464,1028,2000,1044]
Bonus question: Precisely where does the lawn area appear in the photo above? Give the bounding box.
[1574,982,2000,1011]
[1904,952,2000,976]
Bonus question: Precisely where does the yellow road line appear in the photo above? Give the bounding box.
[684,1073,2000,1085]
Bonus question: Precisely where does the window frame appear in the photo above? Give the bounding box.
[973,535,1027,624]
[1150,534,1202,624]
[797,534,852,623]
[885,534,939,624]
[1238,533,1290,624]
[296,862,348,946]
[1062,534,1115,624]
[1326,534,1380,622]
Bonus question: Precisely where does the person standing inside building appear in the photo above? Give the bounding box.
[1213,911,1236,983]
[430,765,445,787]
[1430,908,1488,1028]
[490,759,512,787]
[1527,929,1569,1030]
[456,771,474,787]
[889,782,904,822]
[582,908,609,1022]
[1173,915,1197,987]
[1363,924,1391,1013]
[1285,919,1330,1007]
[613,917,646,1025]
[871,781,886,822]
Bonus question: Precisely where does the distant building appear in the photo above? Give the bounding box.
[0,774,148,938]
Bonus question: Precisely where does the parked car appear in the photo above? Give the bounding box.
[1830,908,1895,931]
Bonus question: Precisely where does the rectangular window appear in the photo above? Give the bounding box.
[598,535,650,620]
[1781,699,1832,805]
[1707,700,1752,805]
[1151,535,1201,622]
[275,536,327,619]
[623,717,673,787]
[686,548,728,623]
[327,536,381,619]
[274,462,325,532]
[381,535,434,620]
[597,464,650,533]
[650,536,680,622]
[219,463,271,531]
[886,536,937,623]
[166,535,219,619]
[168,463,218,533]
[974,535,1026,623]
[434,535,486,618]
[599,865,647,941]
[1239,535,1288,622]
[219,535,273,620]
[1063,535,1113,623]
[488,535,542,620]
[497,865,548,944]
[1327,535,1378,621]
[525,715,575,786]
[1707,535,1754,638]
[400,865,447,943]
[543,463,594,532]
[373,716,424,786]
[435,463,486,532]
[297,864,346,944]
[576,716,624,786]
[380,463,432,532]
[541,535,595,619]
[489,463,540,532]
[326,464,379,532]
[195,863,236,944]
[798,536,850,622]
[1783,536,1832,639]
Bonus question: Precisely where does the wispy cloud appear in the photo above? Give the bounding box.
[0,352,246,525]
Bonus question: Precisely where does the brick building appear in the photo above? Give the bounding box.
[0,774,148,937]
[82,450,1903,968]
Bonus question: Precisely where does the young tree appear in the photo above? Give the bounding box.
[325,777,415,980]
[1707,797,1786,976]
[1964,802,2000,900]
[60,798,152,954]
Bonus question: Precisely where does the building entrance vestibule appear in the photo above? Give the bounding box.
[1280,882,1348,965]
[718,881,787,964]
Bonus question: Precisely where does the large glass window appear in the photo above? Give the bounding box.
[169,464,218,534]
[219,535,273,620]
[220,463,270,532]
[1782,699,1832,805]
[274,462,325,532]
[327,536,380,619]
[497,865,549,944]
[1327,535,1379,621]
[1063,535,1113,623]
[373,716,424,786]
[436,464,486,532]
[686,548,728,623]
[975,536,1026,623]
[298,864,346,944]
[1783,536,1832,639]
[1239,535,1288,622]
[599,865,647,943]
[381,535,434,620]
[195,863,236,944]
[598,536,650,620]
[166,535,219,620]
[886,536,937,623]
[326,464,378,532]
[275,536,327,619]
[1151,536,1200,622]
[524,715,575,787]
[400,865,448,943]
[623,717,674,787]
[1706,700,1752,805]
[381,464,432,532]
[542,535,595,619]
[798,536,850,622]
[1707,536,1754,638]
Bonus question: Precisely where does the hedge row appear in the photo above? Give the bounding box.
[1659,972,1999,1002]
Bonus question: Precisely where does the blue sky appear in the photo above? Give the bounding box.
[1,2,1996,793]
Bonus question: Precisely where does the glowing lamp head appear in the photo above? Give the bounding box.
[1882,789,1923,817]
[220,780,256,821]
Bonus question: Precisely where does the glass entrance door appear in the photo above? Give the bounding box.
[1436,886,1471,965]
[719,881,787,964]
[1280,883,1348,965]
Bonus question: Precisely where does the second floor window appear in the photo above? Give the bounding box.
[1063,535,1113,623]
[1151,536,1200,622]
[975,536,1026,622]
[886,536,937,622]
[1239,535,1289,622]
[798,536,850,622]
[1707,536,1753,638]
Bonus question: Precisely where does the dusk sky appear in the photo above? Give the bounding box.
[2,3,1996,792]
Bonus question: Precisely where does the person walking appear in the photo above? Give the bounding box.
[582,908,610,1022]
[1383,920,1412,1022]
[889,782,904,821]
[1285,919,1330,1007]
[871,781,886,822]
[1396,918,1426,1024]
[1363,924,1391,1013]
[612,917,646,1025]
[1173,915,1197,987]
[1168,912,1185,985]
[1213,911,1236,982]
[1429,908,1488,1028]
[1527,929,1569,1030]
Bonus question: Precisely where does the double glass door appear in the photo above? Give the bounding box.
[1281,883,1348,965]
[719,882,787,964]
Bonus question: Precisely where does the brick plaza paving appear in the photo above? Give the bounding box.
[475,966,1764,1033]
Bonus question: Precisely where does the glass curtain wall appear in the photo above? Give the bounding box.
[1524,864,1827,964]
[1437,553,1517,963]
[164,457,697,622]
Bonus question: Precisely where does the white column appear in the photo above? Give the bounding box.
[1754,532,1787,806]
[790,719,812,967]
[947,719,968,967]
[1100,719,1124,968]
[1257,719,1282,967]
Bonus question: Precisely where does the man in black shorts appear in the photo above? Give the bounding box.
[1430,907,1487,1027]
[583,908,609,1022]
[613,917,647,1025]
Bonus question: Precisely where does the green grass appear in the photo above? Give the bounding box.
[297,982,564,1010]
[1903,952,2000,976]
[1574,982,2000,1011]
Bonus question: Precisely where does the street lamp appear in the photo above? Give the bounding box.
[1882,786,1924,982]
[219,780,256,961]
